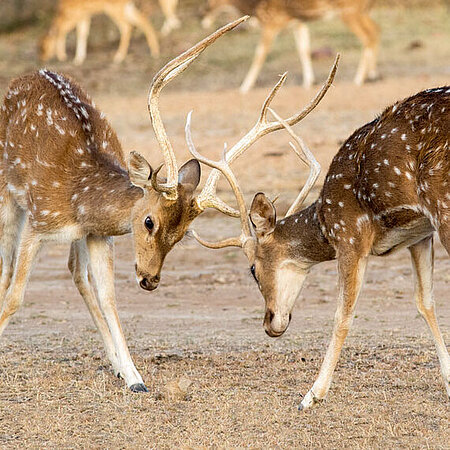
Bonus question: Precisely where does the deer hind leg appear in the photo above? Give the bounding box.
[240,25,280,94]
[410,236,450,397]
[299,251,369,410]
[73,18,91,65]
[292,22,314,89]
[437,220,450,256]
[341,13,379,85]
[123,2,160,57]
[0,221,41,336]
[68,239,120,376]
[86,235,147,392]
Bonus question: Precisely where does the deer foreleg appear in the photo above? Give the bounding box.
[73,18,91,65]
[86,235,147,392]
[409,236,450,397]
[68,240,120,376]
[299,254,368,410]
[0,222,41,336]
[240,25,279,94]
[292,22,314,89]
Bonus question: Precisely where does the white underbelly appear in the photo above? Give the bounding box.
[372,218,434,256]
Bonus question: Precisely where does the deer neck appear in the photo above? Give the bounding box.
[70,164,143,236]
[276,202,336,266]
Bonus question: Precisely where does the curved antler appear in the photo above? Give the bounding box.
[267,108,321,218]
[186,111,255,252]
[147,15,249,200]
[194,54,339,211]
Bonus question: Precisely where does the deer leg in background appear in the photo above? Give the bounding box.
[240,25,280,93]
[124,2,160,57]
[341,12,379,85]
[55,21,74,62]
[86,235,147,392]
[409,236,450,396]
[159,0,180,36]
[73,18,91,65]
[0,222,41,336]
[292,21,314,89]
[299,251,369,410]
[68,239,121,377]
[107,12,132,64]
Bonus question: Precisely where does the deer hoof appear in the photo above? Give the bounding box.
[298,389,321,411]
[130,383,149,393]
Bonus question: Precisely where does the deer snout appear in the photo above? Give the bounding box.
[264,310,291,337]
[137,272,160,291]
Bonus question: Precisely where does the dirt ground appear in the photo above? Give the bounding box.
[0,2,449,448]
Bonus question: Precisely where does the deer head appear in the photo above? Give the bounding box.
[186,57,339,333]
[128,17,250,290]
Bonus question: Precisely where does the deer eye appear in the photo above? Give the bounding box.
[250,264,258,282]
[144,216,154,231]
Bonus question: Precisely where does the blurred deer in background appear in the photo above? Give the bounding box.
[0,18,251,391]
[187,65,449,409]
[202,0,379,93]
[40,0,180,65]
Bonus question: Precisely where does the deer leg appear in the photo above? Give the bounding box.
[86,235,147,392]
[107,13,132,64]
[159,0,180,36]
[55,22,73,62]
[299,253,368,410]
[68,239,120,376]
[292,22,314,89]
[0,200,25,309]
[123,3,160,57]
[409,236,450,397]
[73,18,91,65]
[437,221,450,256]
[341,13,379,85]
[0,222,41,336]
[240,25,279,94]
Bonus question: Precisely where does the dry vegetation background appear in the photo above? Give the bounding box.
[0,0,449,448]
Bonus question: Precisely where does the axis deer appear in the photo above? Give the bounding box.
[0,18,250,391]
[39,0,178,65]
[202,0,379,92]
[186,65,449,409]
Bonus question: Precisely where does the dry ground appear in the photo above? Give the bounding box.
[0,3,449,448]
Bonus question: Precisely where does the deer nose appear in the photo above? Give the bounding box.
[139,275,160,291]
[263,309,289,337]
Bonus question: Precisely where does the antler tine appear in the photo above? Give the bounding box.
[191,230,242,249]
[268,108,321,217]
[147,15,249,199]
[195,55,339,211]
[186,111,254,249]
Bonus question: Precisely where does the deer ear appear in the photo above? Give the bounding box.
[250,192,276,237]
[178,159,201,194]
[128,151,152,188]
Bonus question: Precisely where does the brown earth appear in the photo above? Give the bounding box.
[0,3,449,448]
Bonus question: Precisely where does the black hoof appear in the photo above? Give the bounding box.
[130,383,149,393]
[298,403,304,411]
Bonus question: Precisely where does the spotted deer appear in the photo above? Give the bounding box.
[186,66,450,409]
[0,18,251,391]
[40,0,173,65]
[202,0,379,92]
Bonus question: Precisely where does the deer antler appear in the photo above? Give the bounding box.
[194,54,339,211]
[267,108,321,217]
[186,111,255,252]
[189,55,339,251]
[147,15,249,200]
